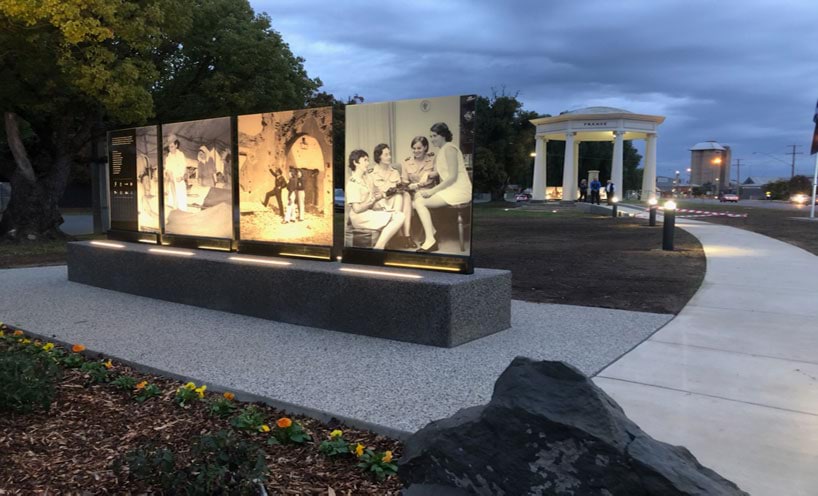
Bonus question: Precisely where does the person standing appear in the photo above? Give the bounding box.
[605,180,616,205]
[262,167,286,219]
[164,135,188,212]
[295,168,306,222]
[578,178,588,202]
[284,167,298,224]
[589,177,602,205]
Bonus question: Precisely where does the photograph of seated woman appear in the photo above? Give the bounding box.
[413,122,472,253]
[366,143,403,213]
[346,149,404,250]
[400,136,437,249]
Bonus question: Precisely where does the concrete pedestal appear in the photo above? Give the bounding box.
[66,241,511,348]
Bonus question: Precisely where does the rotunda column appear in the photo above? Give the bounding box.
[561,132,576,203]
[642,133,658,201]
[532,136,547,201]
[611,131,624,202]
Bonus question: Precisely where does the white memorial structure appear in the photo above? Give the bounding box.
[530,107,665,202]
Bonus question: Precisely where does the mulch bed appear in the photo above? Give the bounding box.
[0,330,403,495]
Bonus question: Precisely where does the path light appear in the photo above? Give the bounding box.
[611,196,619,218]
[648,197,658,226]
[662,200,677,251]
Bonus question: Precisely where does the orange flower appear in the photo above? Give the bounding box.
[223,392,235,401]
[355,443,365,457]
[135,381,147,390]
[72,344,86,353]
[276,417,292,429]
[382,450,393,463]
[13,330,24,337]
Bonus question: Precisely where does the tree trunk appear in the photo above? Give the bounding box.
[1,112,70,241]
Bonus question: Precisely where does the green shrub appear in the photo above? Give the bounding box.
[0,348,62,412]
[230,405,266,432]
[118,430,267,495]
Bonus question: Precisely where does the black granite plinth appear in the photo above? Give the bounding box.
[66,242,511,347]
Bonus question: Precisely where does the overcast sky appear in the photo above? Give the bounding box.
[251,0,818,181]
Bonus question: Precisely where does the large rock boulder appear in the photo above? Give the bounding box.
[399,357,747,495]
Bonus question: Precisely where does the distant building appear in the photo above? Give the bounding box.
[740,176,788,199]
[690,141,731,191]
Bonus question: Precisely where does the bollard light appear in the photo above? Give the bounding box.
[648,197,658,226]
[662,200,676,251]
[611,196,619,218]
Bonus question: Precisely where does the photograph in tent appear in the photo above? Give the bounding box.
[344,95,475,256]
[161,117,233,239]
[237,107,333,246]
[135,126,160,233]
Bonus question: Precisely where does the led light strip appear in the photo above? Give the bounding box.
[279,252,329,260]
[148,248,195,256]
[138,238,157,244]
[229,256,291,266]
[339,267,422,279]
[384,262,461,272]
[90,241,125,249]
[199,245,231,251]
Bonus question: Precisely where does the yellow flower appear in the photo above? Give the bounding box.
[21,338,31,345]
[259,424,271,433]
[0,330,4,337]
[330,429,343,439]
[223,392,235,401]
[276,417,292,429]
[43,343,54,351]
[195,385,206,398]
[382,451,393,463]
[184,382,196,390]
[135,381,147,390]
[13,330,24,337]
[355,443,364,457]
[72,344,85,353]
[103,360,113,369]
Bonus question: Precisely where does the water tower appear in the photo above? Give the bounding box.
[690,141,731,193]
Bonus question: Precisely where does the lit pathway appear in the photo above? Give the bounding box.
[595,219,818,496]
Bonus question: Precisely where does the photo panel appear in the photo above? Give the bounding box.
[344,95,476,260]
[108,128,139,232]
[135,126,160,233]
[237,108,333,246]
[161,117,234,239]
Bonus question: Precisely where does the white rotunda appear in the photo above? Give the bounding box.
[529,107,665,202]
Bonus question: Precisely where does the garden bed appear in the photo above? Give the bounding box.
[0,324,403,494]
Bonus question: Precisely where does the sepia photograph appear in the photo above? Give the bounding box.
[237,108,333,246]
[344,95,475,255]
[161,117,233,239]
[135,126,160,233]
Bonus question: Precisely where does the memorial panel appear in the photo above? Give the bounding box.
[344,95,475,271]
[161,117,234,239]
[237,108,333,247]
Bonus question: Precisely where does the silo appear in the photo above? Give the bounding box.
[690,141,731,193]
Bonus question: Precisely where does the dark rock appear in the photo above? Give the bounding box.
[399,357,748,495]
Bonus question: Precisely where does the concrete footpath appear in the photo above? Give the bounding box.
[596,219,818,496]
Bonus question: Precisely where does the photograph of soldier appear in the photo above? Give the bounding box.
[237,108,332,246]
[161,117,233,239]
[344,95,475,255]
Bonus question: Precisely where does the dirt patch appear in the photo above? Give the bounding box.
[472,206,706,314]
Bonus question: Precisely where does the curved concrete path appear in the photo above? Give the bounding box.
[596,219,818,496]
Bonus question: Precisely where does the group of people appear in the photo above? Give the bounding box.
[164,135,230,212]
[346,122,472,252]
[262,167,306,224]
[578,178,616,205]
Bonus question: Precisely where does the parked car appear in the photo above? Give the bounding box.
[718,192,739,203]
[515,193,532,202]
[334,188,345,211]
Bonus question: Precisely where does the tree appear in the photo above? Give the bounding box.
[473,92,538,199]
[1,0,172,239]
[0,0,321,240]
[788,175,812,195]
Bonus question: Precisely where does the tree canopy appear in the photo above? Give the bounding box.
[0,0,321,239]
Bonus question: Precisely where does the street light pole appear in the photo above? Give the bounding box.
[735,158,742,198]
